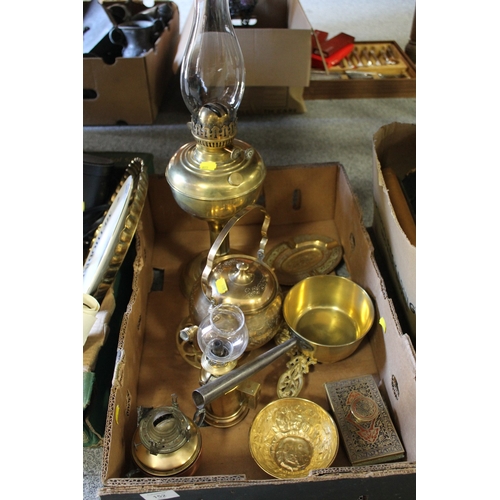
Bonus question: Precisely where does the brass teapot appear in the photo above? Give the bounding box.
[186,205,283,353]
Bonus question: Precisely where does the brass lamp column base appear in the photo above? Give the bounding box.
[199,369,260,428]
[202,386,250,428]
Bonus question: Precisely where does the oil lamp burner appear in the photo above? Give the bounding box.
[131,394,202,477]
[191,303,260,427]
[166,0,266,297]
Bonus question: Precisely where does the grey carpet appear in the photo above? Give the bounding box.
[83,0,416,498]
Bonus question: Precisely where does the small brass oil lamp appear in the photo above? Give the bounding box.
[131,394,202,477]
[188,303,260,427]
[165,0,266,297]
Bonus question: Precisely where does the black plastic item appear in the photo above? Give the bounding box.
[229,0,258,25]
[83,0,122,63]
[83,153,116,210]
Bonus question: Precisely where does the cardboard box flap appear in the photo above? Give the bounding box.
[288,0,313,30]
[331,162,416,461]
[101,200,155,483]
[237,28,310,87]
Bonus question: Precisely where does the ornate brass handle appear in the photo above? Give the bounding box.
[274,328,317,398]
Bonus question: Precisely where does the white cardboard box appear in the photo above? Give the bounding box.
[372,122,416,342]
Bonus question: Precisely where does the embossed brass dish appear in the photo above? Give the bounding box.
[249,398,339,478]
[264,234,343,286]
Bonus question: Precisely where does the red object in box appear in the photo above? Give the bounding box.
[311,31,355,69]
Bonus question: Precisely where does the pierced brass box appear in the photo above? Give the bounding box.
[325,375,405,466]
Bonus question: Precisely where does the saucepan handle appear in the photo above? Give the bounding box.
[192,337,297,410]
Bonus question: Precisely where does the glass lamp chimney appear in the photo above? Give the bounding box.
[180,0,245,127]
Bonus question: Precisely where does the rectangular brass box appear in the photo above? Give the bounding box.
[325,374,405,466]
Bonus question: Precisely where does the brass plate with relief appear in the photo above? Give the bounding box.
[83,157,148,301]
[264,235,343,286]
[249,398,339,479]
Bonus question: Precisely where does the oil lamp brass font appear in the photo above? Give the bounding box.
[131,394,202,477]
[166,0,266,297]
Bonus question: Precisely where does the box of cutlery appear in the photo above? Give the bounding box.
[304,41,416,99]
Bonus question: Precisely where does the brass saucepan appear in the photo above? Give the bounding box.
[282,275,375,363]
[192,275,375,411]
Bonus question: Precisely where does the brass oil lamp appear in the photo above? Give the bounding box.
[131,394,202,476]
[165,0,266,298]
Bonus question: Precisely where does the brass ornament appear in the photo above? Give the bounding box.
[176,317,202,369]
[276,353,317,399]
[274,326,317,399]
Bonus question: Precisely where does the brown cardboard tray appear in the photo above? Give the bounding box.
[99,163,416,498]
[304,41,416,100]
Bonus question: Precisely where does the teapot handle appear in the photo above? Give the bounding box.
[201,204,271,302]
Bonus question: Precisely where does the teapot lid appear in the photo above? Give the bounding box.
[206,254,277,311]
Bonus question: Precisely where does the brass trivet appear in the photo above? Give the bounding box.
[264,234,343,286]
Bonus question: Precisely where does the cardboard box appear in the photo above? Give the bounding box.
[174,0,312,114]
[83,1,180,125]
[372,123,416,343]
[304,41,416,100]
[99,164,416,498]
